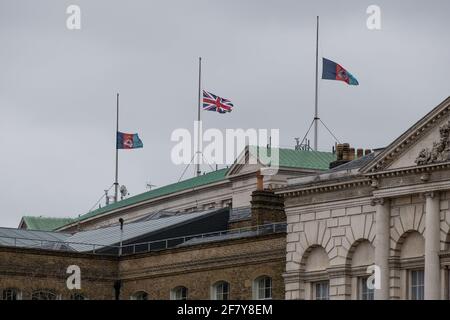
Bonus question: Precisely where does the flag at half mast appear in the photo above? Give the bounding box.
[116,132,143,149]
[322,58,359,85]
[202,90,234,113]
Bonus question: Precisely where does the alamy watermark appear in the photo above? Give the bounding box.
[171,121,280,174]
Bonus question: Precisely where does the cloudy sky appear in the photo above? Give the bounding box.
[0,0,449,227]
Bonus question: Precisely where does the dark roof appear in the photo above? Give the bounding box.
[328,152,376,172]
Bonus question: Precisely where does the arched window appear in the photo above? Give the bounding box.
[211,281,230,300]
[170,286,188,300]
[253,276,272,300]
[130,291,148,300]
[31,290,58,300]
[70,293,87,300]
[2,288,21,300]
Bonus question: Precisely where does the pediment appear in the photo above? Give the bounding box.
[362,97,450,173]
[226,146,262,176]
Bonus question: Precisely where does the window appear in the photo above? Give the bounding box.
[314,281,329,300]
[2,288,21,300]
[131,291,148,300]
[410,270,424,300]
[212,281,229,300]
[32,290,58,300]
[359,277,374,300]
[253,276,272,300]
[70,293,87,300]
[171,286,188,300]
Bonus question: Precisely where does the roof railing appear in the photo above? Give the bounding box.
[0,221,286,257]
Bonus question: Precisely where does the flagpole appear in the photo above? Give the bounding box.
[114,92,119,203]
[196,57,202,177]
[314,16,319,151]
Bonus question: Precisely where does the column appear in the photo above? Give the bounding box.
[424,192,440,300]
[373,198,390,300]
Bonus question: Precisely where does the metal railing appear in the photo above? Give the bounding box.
[0,221,286,257]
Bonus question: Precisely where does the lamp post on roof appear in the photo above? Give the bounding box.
[118,218,124,256]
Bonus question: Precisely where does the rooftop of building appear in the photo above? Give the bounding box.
[20,147,336,231]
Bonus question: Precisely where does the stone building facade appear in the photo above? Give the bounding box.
[1,188,286,300]
[279,97,450,300]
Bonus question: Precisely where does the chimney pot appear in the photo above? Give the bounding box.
[336,144,344,160]
[256,171,264,191]
[349,148,355,161]
[357,148,364,158]
[342,143,350,161]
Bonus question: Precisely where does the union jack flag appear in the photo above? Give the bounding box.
[202,90,234,113]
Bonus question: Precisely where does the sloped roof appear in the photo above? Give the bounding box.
[75,168,229,224]
[246,146,336,170]
[0,227,70,249]
[66,208,228,252]
[20,216,75,231]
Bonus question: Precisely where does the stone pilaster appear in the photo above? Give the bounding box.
[424,192,440,300]
[372,198,390,300]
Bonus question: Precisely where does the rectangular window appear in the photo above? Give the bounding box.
[256,277,272,300]
[410,270,424,300]
[359,276,374,300]
[314,281,329,300]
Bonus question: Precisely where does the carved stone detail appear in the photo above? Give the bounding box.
[415,120,450,165]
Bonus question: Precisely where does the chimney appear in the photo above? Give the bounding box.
[357,148,364,158]
[342,143,350,161]
[336,144,344,161]
[250,189,285,226]
[256,170,264,191]
[349,148,355,161]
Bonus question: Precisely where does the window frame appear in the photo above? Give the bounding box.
[253,276,273,300]
[170,286,188,300]
[313,281,330,300]
[1,288,21,300]
[358,276,374,300]
[211,281,230,300]
[409,269,424,300]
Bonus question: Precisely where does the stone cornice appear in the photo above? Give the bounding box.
[278,178,371,198]
[365,161,450,179]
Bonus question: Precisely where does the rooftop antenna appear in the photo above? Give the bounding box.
[145,182,157,190]
[294,137,300,150]
[119,185,129,200]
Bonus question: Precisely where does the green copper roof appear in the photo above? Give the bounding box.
[45,147,335,229]
[75,167,230,223]
[249,146,336,170]
[21,216,75,231]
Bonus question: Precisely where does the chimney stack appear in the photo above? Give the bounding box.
[329,143,372,169]
[256,170,264,191]
[357,148,364,158]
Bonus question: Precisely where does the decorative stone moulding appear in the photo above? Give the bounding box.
[415,120,450,165]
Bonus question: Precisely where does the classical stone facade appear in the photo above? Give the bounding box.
[279,97,450,300]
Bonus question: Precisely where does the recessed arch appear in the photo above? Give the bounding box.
[346,239,375,268]
[395,230,425,259]
[301,245,330,272]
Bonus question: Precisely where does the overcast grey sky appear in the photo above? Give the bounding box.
[0,0,449,227]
